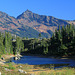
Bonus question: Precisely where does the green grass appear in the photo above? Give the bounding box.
[4,62,16,70]
[0,65,28,75]
[39,67,75,75]
[0,62,75,75]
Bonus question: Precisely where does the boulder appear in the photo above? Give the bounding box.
[0,72,1,75]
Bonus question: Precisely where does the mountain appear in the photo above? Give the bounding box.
[0,10,69,38]
[0,11,42,38]
[67,20,75,25]
[17,9,69,36]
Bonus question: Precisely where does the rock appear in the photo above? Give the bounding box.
[30,74,35,75]
[18,69,24,73]
[14,56,20,60]
[24,71,27,74]
[15,57,18,60]
[19,65,22,68]
[14,54,21,60]
[5,68,11,71]
[1,57,4,60]
[0,72,1,75]
[18,56,20,60]
[18,69,27,74]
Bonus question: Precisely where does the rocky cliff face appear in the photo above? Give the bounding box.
[0,10,69,38]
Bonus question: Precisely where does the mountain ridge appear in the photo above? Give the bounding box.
[0,10,70,38]
[17,9,69,33]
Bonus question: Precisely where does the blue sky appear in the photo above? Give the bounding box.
[0,0,75,20]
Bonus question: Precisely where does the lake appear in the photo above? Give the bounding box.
[12,56,75,67]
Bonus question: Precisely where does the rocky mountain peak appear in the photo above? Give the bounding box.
[23,9,33,16]
[17,9,33,19]
[25,9,32,13]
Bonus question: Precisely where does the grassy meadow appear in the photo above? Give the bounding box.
[0,62,75,75]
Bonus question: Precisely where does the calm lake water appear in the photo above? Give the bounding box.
[12,56,75,67]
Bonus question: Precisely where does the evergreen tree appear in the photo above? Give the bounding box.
[15,37,24,54]
[4,32,8,54]
[0,32,4,57]
[39,33,42,39]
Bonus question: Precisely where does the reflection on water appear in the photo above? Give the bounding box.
[12,56,75,67]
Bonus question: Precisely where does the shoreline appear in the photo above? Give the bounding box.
[0,54,15,65]
[0,54,75,75]
[0,53,75,65]
[21,53,75,59]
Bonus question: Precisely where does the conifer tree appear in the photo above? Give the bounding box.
[0,32,4,56]
[4,32,8,54]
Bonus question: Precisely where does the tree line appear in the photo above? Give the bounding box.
[24,24,75,57]
[0,24,75,57]
[0,32,24,57]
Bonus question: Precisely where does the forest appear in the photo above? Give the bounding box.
[0,24,75,57]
